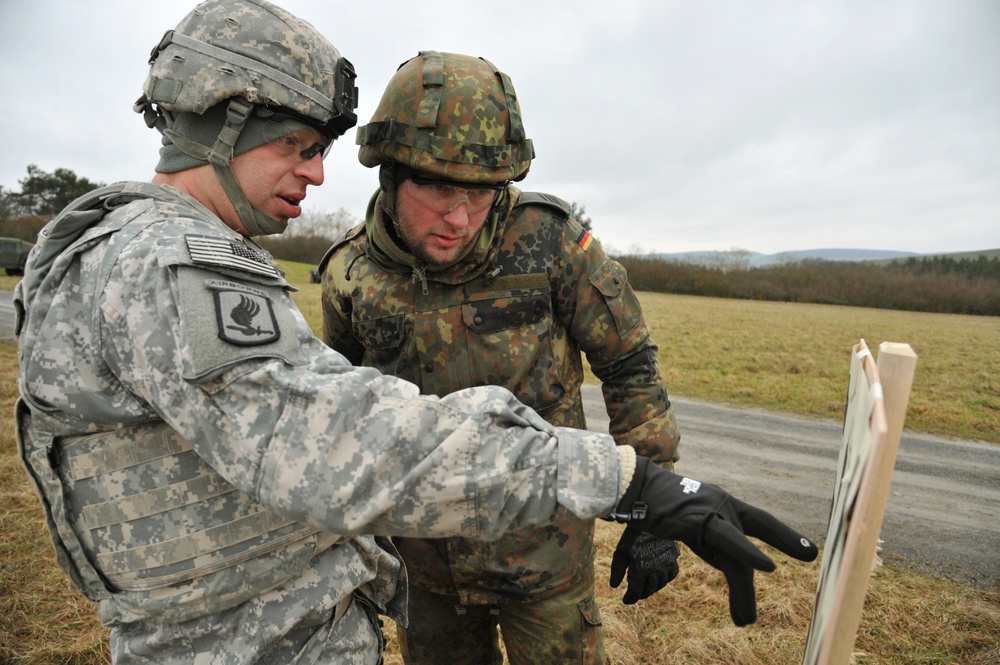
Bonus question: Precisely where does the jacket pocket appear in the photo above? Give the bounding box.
[461,291,566,412]
[589,258,643,338]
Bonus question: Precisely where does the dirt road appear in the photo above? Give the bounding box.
[3,292,997,589]
[583,384,999,590]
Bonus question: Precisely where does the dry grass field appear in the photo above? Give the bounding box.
[2,266,998,663]
[291,278,1000,445]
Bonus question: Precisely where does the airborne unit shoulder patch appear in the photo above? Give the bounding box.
[206,280,280,346]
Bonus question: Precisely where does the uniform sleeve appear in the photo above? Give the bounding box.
[553,215,681,469]
[99,223,622,542]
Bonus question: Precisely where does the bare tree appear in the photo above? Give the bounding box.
[258,207,362,265]
[285,207,359,240]
[708,247,752,272]
[568,201,592,231]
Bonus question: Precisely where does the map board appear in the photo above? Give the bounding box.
[802,340,917,665]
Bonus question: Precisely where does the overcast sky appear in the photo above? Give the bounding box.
[1,1,998,255]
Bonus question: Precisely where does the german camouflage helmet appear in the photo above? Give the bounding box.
[134,0,358,235]
[357,51,534,184]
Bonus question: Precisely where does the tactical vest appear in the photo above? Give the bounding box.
[16,182,321,615]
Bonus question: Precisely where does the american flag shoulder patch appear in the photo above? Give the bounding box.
[184,235,279,278]
[576,229,594,251]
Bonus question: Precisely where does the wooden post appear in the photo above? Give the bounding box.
[802,341,917,664]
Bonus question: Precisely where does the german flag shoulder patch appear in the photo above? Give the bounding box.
[576,229,594,251]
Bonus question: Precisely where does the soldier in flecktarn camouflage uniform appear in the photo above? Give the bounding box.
[318,51,684,664]
[15,4,819,663]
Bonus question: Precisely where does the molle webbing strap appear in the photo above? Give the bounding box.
[416,50,444,129]
[96,509,299,575]
[57,422,317,590]
[81,472,235,529]
[60,425,190,481]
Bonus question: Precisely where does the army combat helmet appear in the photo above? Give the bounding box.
[357,51,534,185]
[134,0,358,236]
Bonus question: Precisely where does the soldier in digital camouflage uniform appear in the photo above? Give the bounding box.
[15,3,819,663]
[317,51,678,664]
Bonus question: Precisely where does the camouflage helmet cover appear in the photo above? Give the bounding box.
[357,51,534,184]
[138,0,357,139]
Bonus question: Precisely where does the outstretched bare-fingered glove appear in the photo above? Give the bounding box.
[607,455,819,626]
[610,530,681,604]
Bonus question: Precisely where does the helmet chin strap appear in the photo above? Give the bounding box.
[163,98,287,237]
[377,162,402,224]
[210,162,286,236]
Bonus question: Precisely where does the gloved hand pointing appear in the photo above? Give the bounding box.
[607,455,818,626]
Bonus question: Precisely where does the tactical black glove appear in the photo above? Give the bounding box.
[608,455,819,626]
[610,530,681,604]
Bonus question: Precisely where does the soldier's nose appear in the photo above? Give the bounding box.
[442,202,470,228]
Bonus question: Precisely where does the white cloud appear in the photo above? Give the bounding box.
[1,0,997,254]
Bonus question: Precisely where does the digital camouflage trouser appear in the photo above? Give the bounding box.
[397,573,605,665]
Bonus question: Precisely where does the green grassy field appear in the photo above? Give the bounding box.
[2,266,998,663]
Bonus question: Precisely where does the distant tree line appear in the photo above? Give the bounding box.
[884,254,1000,282]
[616,253,1000,316]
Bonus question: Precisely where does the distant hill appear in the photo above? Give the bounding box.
[651,248,1000,268]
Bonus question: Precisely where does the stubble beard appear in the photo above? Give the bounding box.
[396,209,476,268]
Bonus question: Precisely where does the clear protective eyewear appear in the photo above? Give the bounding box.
[256,108,333,161]
[408,175,507,215]
[269,131,332,161]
